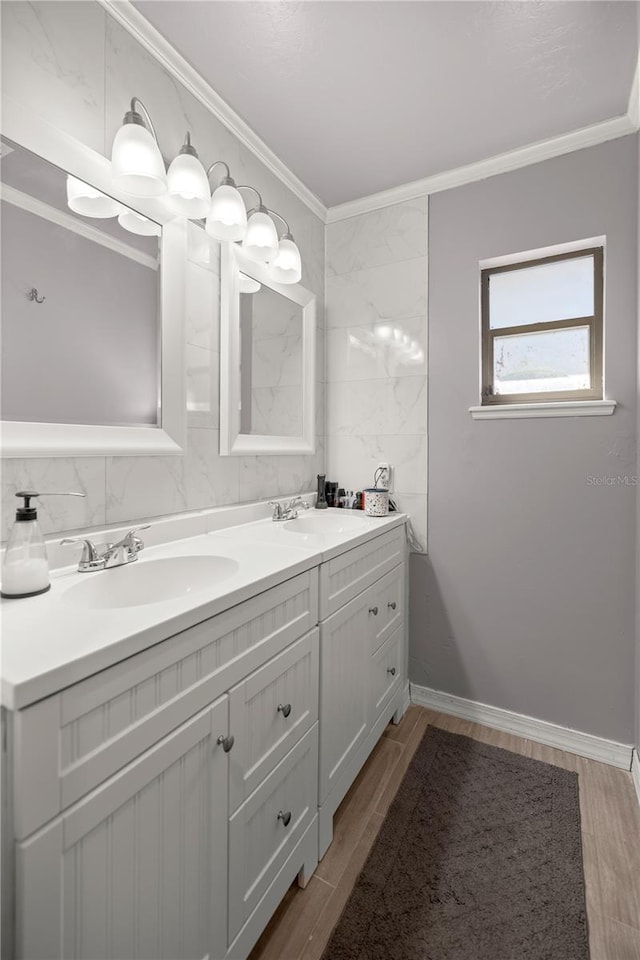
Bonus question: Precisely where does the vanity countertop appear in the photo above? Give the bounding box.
[1,509,406,711]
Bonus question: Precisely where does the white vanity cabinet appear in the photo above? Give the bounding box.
[6,569,320,960]
[3,516,408,960]
[318,527,407,857]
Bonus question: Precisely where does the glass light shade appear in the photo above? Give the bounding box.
[242,209,278,262]
[111,122,167,197]
[167,152,210,218]
[269,236,302,284]
[205,183,247,241]
[239,273,261,294]
[118,209,161,237]
[66,176,121,218]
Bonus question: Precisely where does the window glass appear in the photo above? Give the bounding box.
[489,256,594,330]
[493,326,591,395]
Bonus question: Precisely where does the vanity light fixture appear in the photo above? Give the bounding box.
[239,273,261,294]
[167,132,210,218]
[66,176,122,218]
[117,209,161,237]
[267,209,302,284]
[111,97,167,197]
[109,99,303,279]
[239,186,279,262]
[205,161,247,241]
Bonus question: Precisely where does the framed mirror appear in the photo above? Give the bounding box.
[0,96,186,457]
[220,243,316,456]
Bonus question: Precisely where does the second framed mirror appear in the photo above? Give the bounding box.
[220,243,316,456]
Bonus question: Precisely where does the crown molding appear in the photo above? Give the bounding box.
[326,111,637,223]
[98,0,328,223]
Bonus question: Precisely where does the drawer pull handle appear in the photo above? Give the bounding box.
[388,601,397,610]
[277,810,292,827]
[387,667,397,676]
[277,703,292,718]
[217,734,234,753]
[369,606,379,616]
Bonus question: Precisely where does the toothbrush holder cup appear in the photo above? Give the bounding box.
[363,488,389,517]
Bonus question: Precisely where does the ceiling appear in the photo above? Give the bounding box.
[133,1,638,208]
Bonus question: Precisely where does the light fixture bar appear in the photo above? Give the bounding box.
[265,207,290,236]
[128,97,160,144]
[236,184,264,208]
[206,160,232,183]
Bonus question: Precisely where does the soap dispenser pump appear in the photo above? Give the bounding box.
[1,490,85,599]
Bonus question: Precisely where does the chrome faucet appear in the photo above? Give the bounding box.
[61,525,151,572]
[269,497,310,522]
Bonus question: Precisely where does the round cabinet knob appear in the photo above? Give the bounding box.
[388,601,397,610]
[217,734,234,753]
[277,703,292,718]
[387,667,397,676]
[368,606,379,616]
[277,810,292,827]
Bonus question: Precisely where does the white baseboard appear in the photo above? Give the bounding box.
[632,750,640,807]
[410,684,633,770]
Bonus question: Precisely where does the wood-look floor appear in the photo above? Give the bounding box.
[249,706,640,960]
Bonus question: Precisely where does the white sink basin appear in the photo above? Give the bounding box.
[61,556,239,610]
[283,512,372,535]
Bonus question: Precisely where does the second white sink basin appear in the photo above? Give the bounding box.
[283,512,372,535]
[61,555,239,610]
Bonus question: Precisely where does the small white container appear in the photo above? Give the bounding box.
[363,487,389,517]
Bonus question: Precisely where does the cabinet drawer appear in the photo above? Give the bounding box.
[229,629,318,813]
[228,724,317,943]
[370,626,403,722]
[14,570,318,839]
[319,525,405,619]
[368,564,405,654]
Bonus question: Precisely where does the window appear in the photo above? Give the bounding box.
[481,247,603,405]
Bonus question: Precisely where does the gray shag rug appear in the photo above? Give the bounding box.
[322,726,589,960]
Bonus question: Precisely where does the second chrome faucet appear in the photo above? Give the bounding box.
[269,497,310,522]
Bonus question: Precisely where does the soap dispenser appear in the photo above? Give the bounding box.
[1,490,85,599]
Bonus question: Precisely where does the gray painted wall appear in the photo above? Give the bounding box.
[416,135,638,744]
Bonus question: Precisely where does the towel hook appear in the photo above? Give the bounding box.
[27,288,45,304]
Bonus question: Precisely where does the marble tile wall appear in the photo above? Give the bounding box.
[325,199,428,547]
[0,1,325,541]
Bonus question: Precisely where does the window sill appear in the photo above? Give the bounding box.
[469,400,617,420]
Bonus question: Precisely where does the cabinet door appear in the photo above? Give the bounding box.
[319,591,371,803]
[16,698,229,960]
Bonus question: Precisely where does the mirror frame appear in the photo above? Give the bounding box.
[220,242,316,456]
[0,95,186,458]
